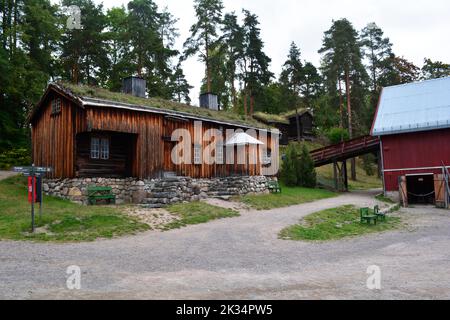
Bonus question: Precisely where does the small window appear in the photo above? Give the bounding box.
[91,137,110,160]
[91,138,100,159]
[194,144,202,165]
[51,98,61,114]
[100,138,109,160]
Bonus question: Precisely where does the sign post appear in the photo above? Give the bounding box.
[13,165,52,233]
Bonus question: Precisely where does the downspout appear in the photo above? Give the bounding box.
[379,137,386,196]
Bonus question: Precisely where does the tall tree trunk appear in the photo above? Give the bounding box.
[345,69,356,181]
[338,77,344,130]
[205,34,211,93]
[243,85,248,117]
[250,92,254,116]
[295,107,301,141]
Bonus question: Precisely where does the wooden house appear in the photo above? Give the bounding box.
[253,109,314,145]
[29,79,279,180]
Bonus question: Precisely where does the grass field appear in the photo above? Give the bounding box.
[279,205,402,241]
[0,176,149,242]
[238,184,337,210]
[163,201,240,229]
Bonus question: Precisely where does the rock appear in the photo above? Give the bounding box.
[132,190,147,204]
[68,187,82,197]
[43,184,49,192]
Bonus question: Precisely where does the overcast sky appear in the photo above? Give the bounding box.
[77,0,450,105]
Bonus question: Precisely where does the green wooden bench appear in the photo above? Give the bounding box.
[373,205,386,221]
[360,207,377,225]
[268,180,282,193]
[87,186,116,205]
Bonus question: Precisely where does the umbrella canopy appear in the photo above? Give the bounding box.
[225,132,265,146]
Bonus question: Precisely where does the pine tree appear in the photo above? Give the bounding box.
[421,58,450,80]
[319,19,369,180]
[280,144,299,187]
[171,63,192,104]
[60,0,109,85]
[221,12,244,111]
[298,144,317,188]
[183,0,224,93]
[241,9,272,116]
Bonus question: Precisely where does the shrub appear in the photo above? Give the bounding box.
[0,148,31,170]
[326,127,350,144]
[298,144,317,188]
[362,153,377,176]
[280,144,299,187]
[281,143,317,188]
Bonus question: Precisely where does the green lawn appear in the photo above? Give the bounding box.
[279,205,402,241]
[238,185,337,210]
[0,176,149,242]
[163,201,240,230]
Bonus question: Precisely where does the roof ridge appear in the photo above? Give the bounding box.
[383,76,450,90]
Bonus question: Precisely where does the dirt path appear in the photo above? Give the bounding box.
[0,171,16,181]
[1,189,450,300]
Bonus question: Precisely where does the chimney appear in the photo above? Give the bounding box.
[199,92,219,111]
[122,76,146,98]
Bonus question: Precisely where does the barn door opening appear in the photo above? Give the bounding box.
[406,174,435,205]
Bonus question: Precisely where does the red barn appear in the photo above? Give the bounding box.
[371,77,450,207]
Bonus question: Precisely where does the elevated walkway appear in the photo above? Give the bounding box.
[310,135,380,191]
[311,135,380,167]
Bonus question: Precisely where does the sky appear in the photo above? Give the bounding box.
[74,0,450,105]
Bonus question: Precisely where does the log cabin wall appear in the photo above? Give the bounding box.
[32,90,277,179]
[31,93,83,178]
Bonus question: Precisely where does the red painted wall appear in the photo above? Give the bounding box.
[381,128,450,191]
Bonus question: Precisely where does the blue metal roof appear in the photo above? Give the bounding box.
[372,76,450,136]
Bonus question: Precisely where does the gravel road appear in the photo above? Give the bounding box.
[1,184,450,300]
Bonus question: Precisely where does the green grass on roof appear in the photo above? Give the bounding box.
[59,82,272,130]
[253,112,290,124]
[253,109,308,125]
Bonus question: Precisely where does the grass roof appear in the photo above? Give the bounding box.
[253,109,309,125]
[58,82,273,130]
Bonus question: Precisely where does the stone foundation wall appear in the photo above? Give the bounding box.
[44,176,274,207]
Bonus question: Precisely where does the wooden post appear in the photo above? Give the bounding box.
[343,160,348,192]
[333,161,338,191]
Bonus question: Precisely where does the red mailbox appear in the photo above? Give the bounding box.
[28,177,37,203]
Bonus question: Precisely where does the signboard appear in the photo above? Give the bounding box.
[13,165,52,233]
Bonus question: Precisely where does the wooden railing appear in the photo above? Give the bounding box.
[310,135,380,167]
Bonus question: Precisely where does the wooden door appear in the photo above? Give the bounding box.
[434,174,445,208]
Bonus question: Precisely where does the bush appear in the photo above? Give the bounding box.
[280,144,299,187]
[326,127,350,144]
[0,148,31,170]
[362,154,377,176]
[281,143,317,188]
[298,144,317,188]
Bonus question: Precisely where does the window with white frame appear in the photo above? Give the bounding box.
[91,138,100,159]
[91,137,110,160]
[194,144,202,165]
[51,98,61,115]
[100,138,109,160]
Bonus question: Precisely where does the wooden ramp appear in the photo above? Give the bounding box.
[311,135,380,167]
[310,135,380,191]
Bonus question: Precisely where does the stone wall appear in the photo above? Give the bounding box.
[44,176,274,207]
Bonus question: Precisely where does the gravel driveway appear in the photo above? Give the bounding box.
[1,187,450,300]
